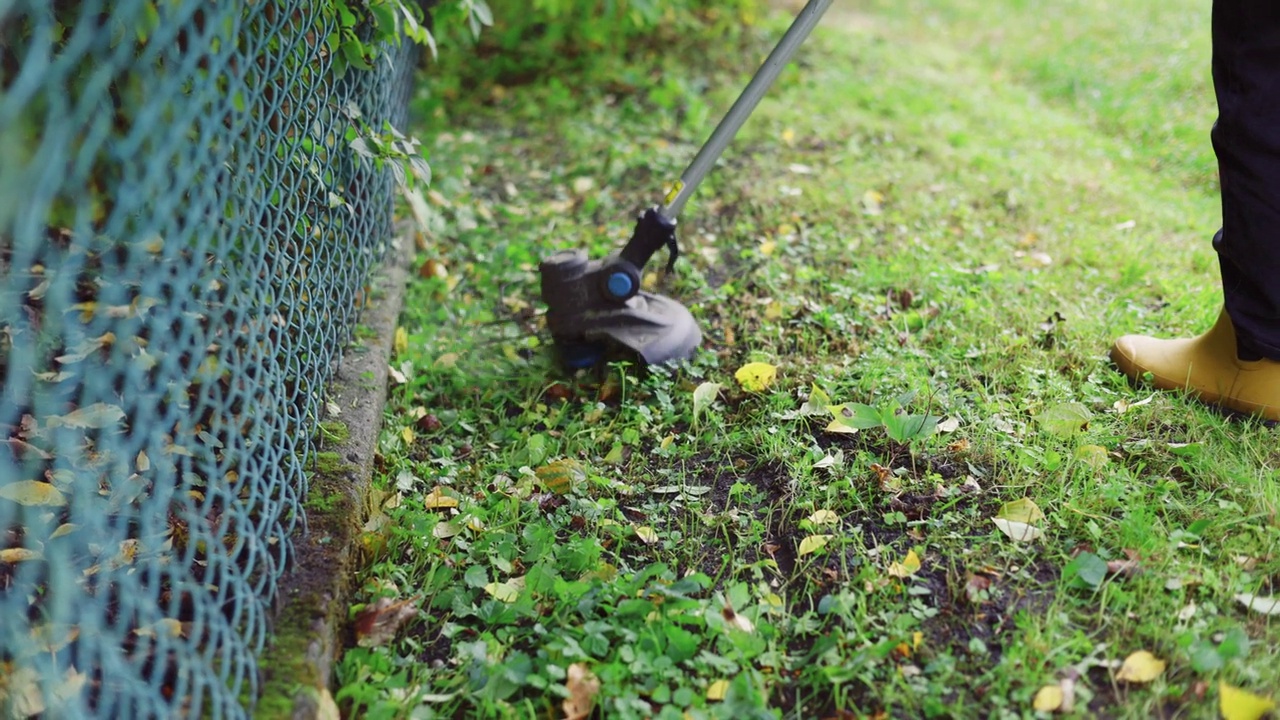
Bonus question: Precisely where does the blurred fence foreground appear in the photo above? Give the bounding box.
[0,1,414,716]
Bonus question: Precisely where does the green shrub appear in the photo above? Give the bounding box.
[427,0,764,93]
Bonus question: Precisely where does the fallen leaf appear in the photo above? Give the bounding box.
[1234,593,1280,615]
[813,450,843,469]
[964,573,991,604]
[1220,681,1275,720]
[824,417,859,435]
[634,526,658,545]
[798,534,832,556]
[393,327,408,356]
[432,521,461,539]
[1074,444,1110,468]
[992,518,1043,543]
[423,486,459,509]
[721,599,755,633]
[353,596,418,648]
[1106,550,1141,577]
[45,402,126,430]
[1034,402,1092,438]
[807,509,839,526]
[706,679,730,701]
[734,362,778,392]
[1112,393,1155,415]
[317,688,341,720]
[1115,650,1165,683]
[536,458,586,495]
[0,548,42,563]
[0,480,66,507]
[887,550,922,578]
[563,663,600,720]
[692,382,723,426]
[936,416,961,433]
[862,189,884,215]
[1033,684,1064,712]
[996,497,1045,524]
[484,579,522,603]
[798,384,833,416]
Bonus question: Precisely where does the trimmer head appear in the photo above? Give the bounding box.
[540,210,702,368]
[537,0,832,369]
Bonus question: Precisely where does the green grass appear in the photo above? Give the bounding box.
[335,1,1280,718]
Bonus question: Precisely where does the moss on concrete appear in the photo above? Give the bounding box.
[256,462,360,718]
[317,421,350,445]
[310,451,349,475]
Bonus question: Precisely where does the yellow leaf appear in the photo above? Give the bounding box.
[862,189,884,215]
[0,481,66,507]
[1115,650,1165,683]
[759,240,777,257]
[1033,685,1064,712]
[807,509,839,526]
[734,362,778,392]
[157,619,184,638]
[1220,681,1276,720]
[780,128,796,145]
[824,418,858,434]
[1,548,42,563]
[706,679,730,701]
[634,526,659,545]
[423,486,459,509]
[536,459,585,495]
[996,497,1044,524]
[484,581,520,603]
[393,327,408,357]
[798,534,831,556]
[887,549,922,578]
[401,426,415,446]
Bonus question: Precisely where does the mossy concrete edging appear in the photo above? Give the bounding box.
[255,235,414,719]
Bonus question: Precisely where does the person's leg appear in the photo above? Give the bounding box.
[1109,0,1280,421]
[1212,0,1280,359]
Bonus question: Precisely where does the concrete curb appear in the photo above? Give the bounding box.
[255,235,414,720]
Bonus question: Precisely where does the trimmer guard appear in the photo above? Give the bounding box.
[540,248,702,367]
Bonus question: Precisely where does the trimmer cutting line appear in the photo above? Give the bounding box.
[538,0,835,369]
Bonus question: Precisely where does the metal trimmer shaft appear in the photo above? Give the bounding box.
[539,0,834,368]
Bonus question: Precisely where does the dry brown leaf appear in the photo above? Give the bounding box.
[563,663,600,720]
[353,596,419,648]
[1106,549,1142,578]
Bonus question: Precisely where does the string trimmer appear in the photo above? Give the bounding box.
[538,0,834,369]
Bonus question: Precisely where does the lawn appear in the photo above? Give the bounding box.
[335,1,1280,717]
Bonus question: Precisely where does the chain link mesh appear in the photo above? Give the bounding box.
[1,1,415,716]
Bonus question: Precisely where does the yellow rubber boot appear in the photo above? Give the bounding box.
[1110,309,1280,421]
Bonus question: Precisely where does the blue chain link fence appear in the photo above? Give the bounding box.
[1,1,420,715]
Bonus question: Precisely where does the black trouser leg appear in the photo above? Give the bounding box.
[1211,0,1280,360]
